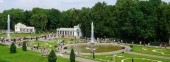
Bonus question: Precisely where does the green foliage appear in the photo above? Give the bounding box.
[70,49,75,62]
[10,42,17,53]
[48,50,57,62]
[22,41,27,51]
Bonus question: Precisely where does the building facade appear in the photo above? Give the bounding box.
[57,25,82,38]
[15,23,35,33]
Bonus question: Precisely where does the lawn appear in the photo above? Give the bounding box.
[27,40,57,49]
[27,38,81,50]
[0,44,69,62]
[132,45,170,57]
[82,53,170,62]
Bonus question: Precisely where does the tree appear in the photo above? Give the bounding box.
[70,49,75,62]
[10,42,17,53]
[48,50,57,62]
[22,41,27,51]
[46,8,61,31]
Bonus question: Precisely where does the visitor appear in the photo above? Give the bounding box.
[139,41,142,45]
[164,44,167,48]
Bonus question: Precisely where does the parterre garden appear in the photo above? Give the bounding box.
[132,45,170,57]
[0,34,170,62]
[82,53,169,62]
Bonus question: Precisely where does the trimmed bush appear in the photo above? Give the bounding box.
[48,50,57,62]
[10,42,17,53]
[22,41,27,51]
[70,49,75,62]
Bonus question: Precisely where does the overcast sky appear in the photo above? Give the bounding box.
[0,0,170,12]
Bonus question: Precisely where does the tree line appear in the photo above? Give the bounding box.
[0,0,170,43]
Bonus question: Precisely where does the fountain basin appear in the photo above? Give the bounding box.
[69,43,123,53]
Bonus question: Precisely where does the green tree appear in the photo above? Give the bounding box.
[22,41,27,51]
[46,8,61,32]
[10,42,17,53]
[48,50,57,62]
[70,49,75,62]
[0,9,25,30]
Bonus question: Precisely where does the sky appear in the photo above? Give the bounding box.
[0,0,170,12]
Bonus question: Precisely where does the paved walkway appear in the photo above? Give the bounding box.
[58,54,98,62]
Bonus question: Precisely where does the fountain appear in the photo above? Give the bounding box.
[90,22,94,44]
[87,22,96,59]
[68,22,122,54]
[7,14,10,40]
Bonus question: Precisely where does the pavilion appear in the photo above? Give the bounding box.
[14,23,35,33]
[56,25,82,38]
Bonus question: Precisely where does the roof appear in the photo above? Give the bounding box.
[15,22,26,26]
[57,28,74,31]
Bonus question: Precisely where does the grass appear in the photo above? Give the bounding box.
[27,40,57,49]
[132,45,170,57]
[26,38,81,50]
[82,53,170,62]
[0,43,70,62]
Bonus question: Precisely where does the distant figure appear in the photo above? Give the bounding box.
[139,41,142,45]
[132,41,134,44]
[160,44,163,48]
[164,44,167,48]
[148,43,150,46]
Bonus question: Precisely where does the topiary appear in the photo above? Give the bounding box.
[48,50,57,62]
[70,49,75,62]
[22,41,27,51]
[10,42,17,53]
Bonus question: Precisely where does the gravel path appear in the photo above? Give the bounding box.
[58,54,98,62]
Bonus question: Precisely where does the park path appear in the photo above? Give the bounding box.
[58,54,98,62]
[123,45,170,59]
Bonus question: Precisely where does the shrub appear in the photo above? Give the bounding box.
[22,41,27,51]
[130,45,133,48]
[48,50,57,62]
[10,42,17,53]
[70,49,75,62]
[130,45,133,51]
[64,47,68,49]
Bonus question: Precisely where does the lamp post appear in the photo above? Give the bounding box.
[92,48,96,59]
[113,55,116,62]
[86,46,96,59]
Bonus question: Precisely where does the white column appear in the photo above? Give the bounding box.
[68,31,70,36]
[67,31,68,35]
[62,31,63,35]
[64,31,66,35]
[72,31,74,36]
[70,31,72,36]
